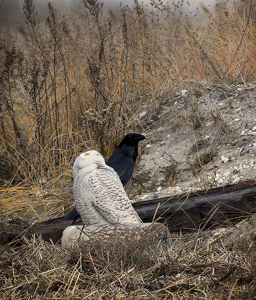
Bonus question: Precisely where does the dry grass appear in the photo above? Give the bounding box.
[0,223,255,299]
[0,183,72,220]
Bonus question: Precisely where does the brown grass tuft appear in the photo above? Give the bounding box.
[0,223,255,299]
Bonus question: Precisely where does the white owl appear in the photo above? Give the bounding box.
[73,150,142,225]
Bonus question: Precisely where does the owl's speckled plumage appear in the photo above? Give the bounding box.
[73,150,142,225]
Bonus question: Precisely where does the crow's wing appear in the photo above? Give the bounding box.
[63,207,81,222]
[106,149,134,186]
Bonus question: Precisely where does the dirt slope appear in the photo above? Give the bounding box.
[127,83,256,201]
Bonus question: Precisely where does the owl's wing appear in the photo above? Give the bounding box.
[73,170,107,225]
[89,165,142,224]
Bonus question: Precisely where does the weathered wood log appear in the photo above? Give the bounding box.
[133,180,256,231]
[26,181,256,243]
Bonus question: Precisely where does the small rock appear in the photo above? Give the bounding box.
[240,147,248,156]
[241,129,251,135]
[221,156,229,164]
[181,90,188,96]
[232,177,240,185]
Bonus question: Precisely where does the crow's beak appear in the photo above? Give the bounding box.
[135,134,146,141]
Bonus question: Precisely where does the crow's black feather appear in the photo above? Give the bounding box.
[64,133,145,223]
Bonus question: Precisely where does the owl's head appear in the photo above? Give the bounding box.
[73,150,105,178]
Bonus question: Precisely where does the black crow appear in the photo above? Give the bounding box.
[64,133,145,223]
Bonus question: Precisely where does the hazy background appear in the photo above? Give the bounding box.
[0,0,244,44]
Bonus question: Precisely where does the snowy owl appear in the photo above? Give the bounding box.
[73,150,142,225]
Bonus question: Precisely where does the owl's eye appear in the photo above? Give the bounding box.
[84,153,89,156]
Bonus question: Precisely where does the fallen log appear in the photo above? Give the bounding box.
[133,180,256,230]
[26,181,256,243]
